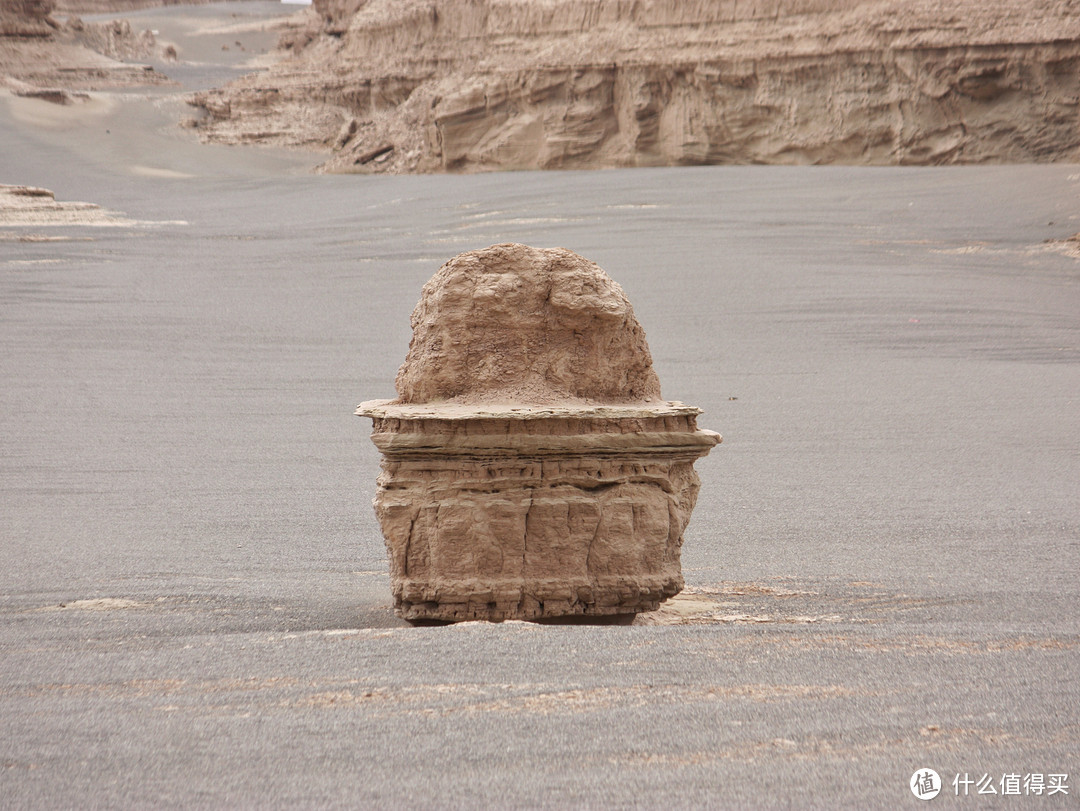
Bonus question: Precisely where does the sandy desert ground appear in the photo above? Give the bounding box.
[1,1,1079,808]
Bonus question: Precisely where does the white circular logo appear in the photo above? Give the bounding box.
[911,769,942,800]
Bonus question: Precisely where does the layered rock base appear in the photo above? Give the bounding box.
[357,402,720,622]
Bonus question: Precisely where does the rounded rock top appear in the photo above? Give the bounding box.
[393,243,663,406]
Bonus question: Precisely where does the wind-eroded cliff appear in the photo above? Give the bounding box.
[0,0,171,90]
[0,0,57,37]
[188,0,1080,172]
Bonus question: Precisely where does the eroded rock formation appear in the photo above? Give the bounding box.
[189,0,1080,172]
[357,244,720,623]
[0,184,132,227]
[0,0,56,38]
[395,243,661,405]
[50,0,253,11]
[0,0,170,91]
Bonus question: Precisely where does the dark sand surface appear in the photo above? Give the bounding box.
[2,3,1079,808]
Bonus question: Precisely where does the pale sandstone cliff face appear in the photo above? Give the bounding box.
[1,0,56,37]
[188,0,1080,172]
[50,0,261,11]
[0,0,170,90]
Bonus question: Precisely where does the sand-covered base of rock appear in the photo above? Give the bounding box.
[0,184,135,226]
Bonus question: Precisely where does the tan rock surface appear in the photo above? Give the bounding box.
[358,245,720,623]
[0,0,171,91]
[395,243,661,406]
[51,0,261,11]
[0,184,133,226]
[188,0,1080,173]
[0,0,56,38]
[0,184,189,233]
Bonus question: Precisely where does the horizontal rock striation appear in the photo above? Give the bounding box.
[50,0,263,11]
[188,0,1080,172]
[0,0,56,38]
[359,402,719,622]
